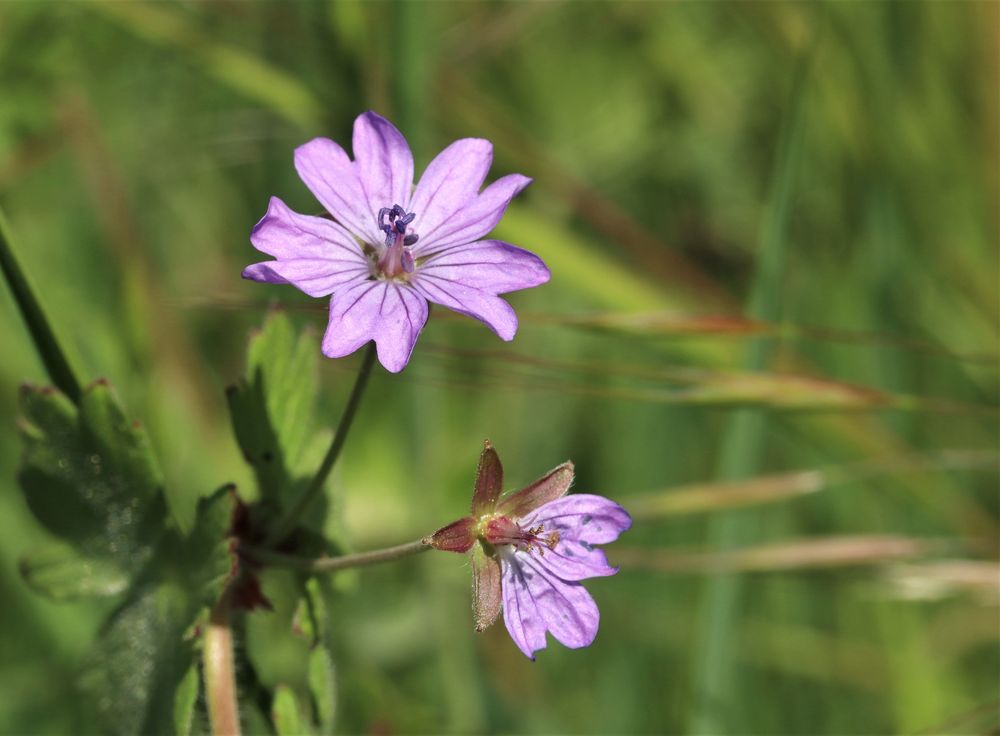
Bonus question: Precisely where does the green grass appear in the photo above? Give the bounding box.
[0,1,997,734]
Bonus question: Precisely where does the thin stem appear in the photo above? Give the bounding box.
[0,208,82,403]
[265,342,377,546]
[242,538,431,574]
[203,590,241,736]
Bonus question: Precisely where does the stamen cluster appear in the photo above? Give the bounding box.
[377,204,419,248]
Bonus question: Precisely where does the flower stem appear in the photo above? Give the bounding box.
[265,342,377,546]
[0,208,82,403]
[204,590,241,736]
[241,537,431,574]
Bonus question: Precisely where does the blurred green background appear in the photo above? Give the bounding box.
[1,1,997,734]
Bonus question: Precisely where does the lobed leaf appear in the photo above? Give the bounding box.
[79,485,238,735]
[181,485,239,607]
[19,544,129,601]
[227,310,322,512]
[17,381,166,577]
[80,584,200,735]
[246,570,340,735]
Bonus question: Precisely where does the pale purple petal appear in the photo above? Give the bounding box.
[294,138,379,244]
[353,111,414,221]
[409,138,492,238]
[501,553,548,659]
[522,494,632,545]
[521,556,601,650]
[502,552,600,658]
[242,261,369,298]
[243,197,370,297]
[417,240,550,294]
[414,174,532,253]
[531,536,618,582]
[249,197,364,259]
[321,280,428,373]
[410,276,518,340]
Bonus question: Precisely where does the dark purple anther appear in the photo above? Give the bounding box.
[377,204,418,250]
[378,207,392,231]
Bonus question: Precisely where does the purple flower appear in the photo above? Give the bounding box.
[431,442,631,659]
[243,111,550,373]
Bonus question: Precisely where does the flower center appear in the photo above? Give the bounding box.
[376,204,419,279]
[483,516,560,556]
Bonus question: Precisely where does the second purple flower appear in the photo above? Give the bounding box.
[243,111,550,373]
[431,442,632,659]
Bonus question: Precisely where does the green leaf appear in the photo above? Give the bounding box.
[291,578,327,646]
[14,378,241,734]
[247,572,339,735]
[308,646,336,735]
[226,310,321,510]
[18,381,167,574]
[75,505,232,736]
[181,485,239,607]
[173,661,200,736]
[19,544,129,601]
[272,684,311,736]
[246,569,314,691]
[81,583,198,735]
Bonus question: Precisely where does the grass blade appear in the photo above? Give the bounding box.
[623,450,1000,519]
[689,27,814,733]
[83,1,322,130]
[615,535,932,574]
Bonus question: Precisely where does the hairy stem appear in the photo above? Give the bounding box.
[204,590,240,736]
[242,538,431,573]
[0,208,82,403]
[265,342,377,546]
